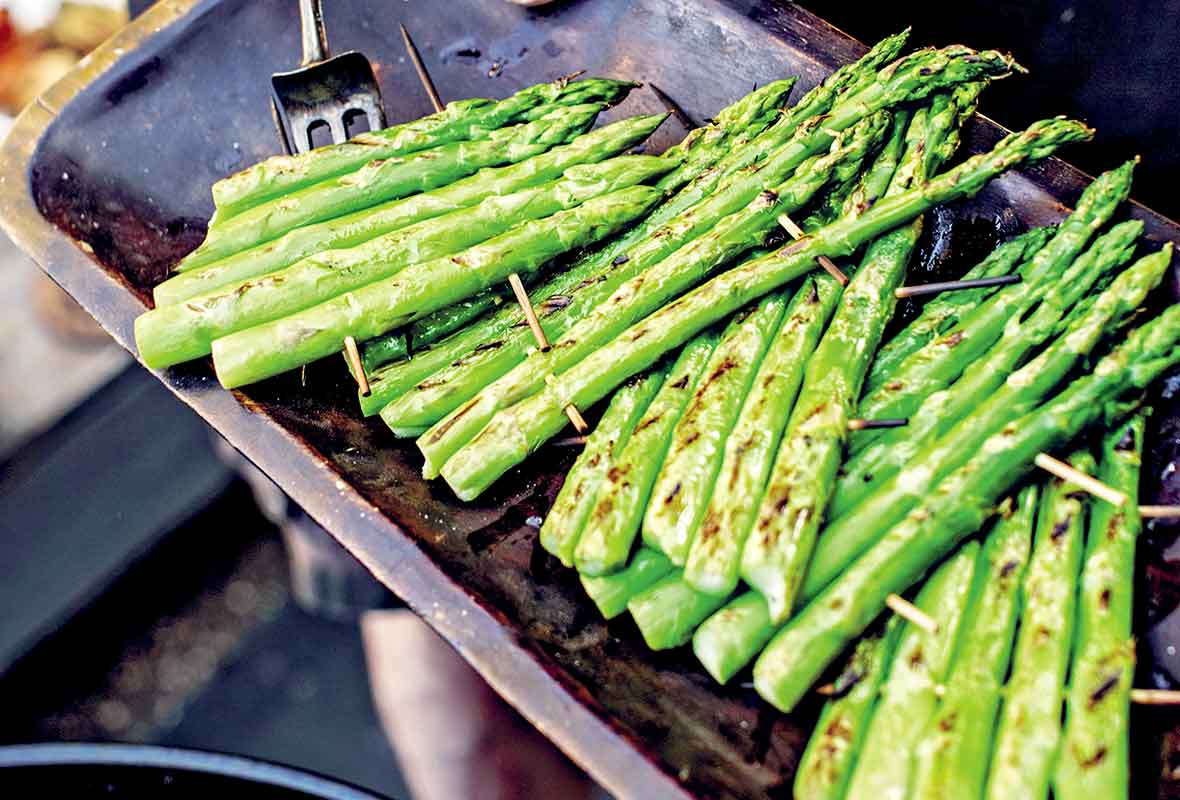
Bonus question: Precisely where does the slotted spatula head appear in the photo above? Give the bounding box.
[270,0,386,153]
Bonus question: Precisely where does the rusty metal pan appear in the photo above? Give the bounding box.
[2,1,1179,797]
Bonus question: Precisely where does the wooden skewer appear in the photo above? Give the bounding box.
[885,593,939,633]
[1034,452,1128,507]
[551,435,589,447]
[776,214,849,285]
[895,274,1021,299]
[343,336,371,396]
[848,417,909,431]
[399,23,587,436]
[1131,689,1180,705]
[399,24,445,114]
[648,83,698,130]
[545,374,590,434]
[1140,505,1180,519]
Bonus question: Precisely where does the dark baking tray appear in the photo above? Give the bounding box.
[2,1,1179,797]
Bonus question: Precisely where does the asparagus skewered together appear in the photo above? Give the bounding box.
[580,547,675,620]
[833,218,1144,517]
[751,301,1180,712]
[440,116,1093,500]
[211,185,663,388]
[137,156,672,368]
[416,45,1022,470]
[208,76,639,222]
[793,625,898,800]
[642,293,788,564]
[849,158,1137,456]
[539,367,665,566]
[353,79,801,375]
[805,241,1171,598]
[682,276,842,595]
[1054,416,1144,798]
[740,88,978,622]
[155,113,669,306]
[864,226,1055,392]
[910,486,1039,800]
[422,111,892,479]
[572,332,720,576]
[844,543,978,800]
[984,451,1095,799]
[180,104,606,272]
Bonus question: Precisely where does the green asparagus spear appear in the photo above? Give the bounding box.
[580,547,675,620]
[806,242,1171,597]
[423,111,891,480]
[850,159,1138,455]
[137,156,670,368]
[573,331,720,576]
[693,590,774,684]
[208,77,638,221]
[844,543,978,800]
[833,218,1143,517]
[416,46,1022,471]
[178,104,604,273]
[984,451,1095,799]
[628,572,730,651]
[910,486,1039,800]
[793,624,899,800]
[440,117,1093,500]
[366,82,806,421]
[211,185,662,388]
[864,226,1055,392]
[1054,416,1144,798]
[683,277,841,595]
[539,367,665,566]
[751,302,1180,712]
[155,114,668,305]
[642,293,789,564]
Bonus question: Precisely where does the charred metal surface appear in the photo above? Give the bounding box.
[2,1,1180,797]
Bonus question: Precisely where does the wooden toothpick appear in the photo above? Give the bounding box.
[343,336,371,396]
[1035,453,1128,507]
[545,374,590,434]
[1140,505,1180,519]
[777,214,848,285]
[508,273,550,352]
[1131,689,1180,705]
[399,24,445,114]
[551,435,589,447]
[848,417,909,431]
[895,274,1021,300]
[886,594,939,634]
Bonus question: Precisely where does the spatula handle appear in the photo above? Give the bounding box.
[298,0,329,65]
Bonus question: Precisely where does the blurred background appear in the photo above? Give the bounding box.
[0,0,1178,798]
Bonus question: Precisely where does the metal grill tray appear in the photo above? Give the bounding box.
[2,1,1179,797]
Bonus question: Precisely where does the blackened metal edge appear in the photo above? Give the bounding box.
[0,3,692,799]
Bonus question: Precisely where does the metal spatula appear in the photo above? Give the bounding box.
[270,0,387,154]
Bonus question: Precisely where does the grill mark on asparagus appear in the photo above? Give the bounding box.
[1088,671,1122,706]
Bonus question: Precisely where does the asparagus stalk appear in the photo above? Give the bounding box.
[580,547,675,620]
[208,77,639,221]
[628,572,730,651]
[423,111,892,479]
[683,276,842,594]
[850,159,1138,455]
[864,226,1055,392]
[178,104,604,272]
[641,293,789,564]
[417,46,1023,471]
[984,451,1095,799]
[910,486,1039,800]
[136,156,671,368]
[572,331,720,576]
[155,114,668,306]
[806,242,1171,597]
[539,367,665,566]
[844,543,979,800]
[751,302,1180,712]
[211,185,662,388]
[440,117,1093,500]
[693,590,774,684]
[739,89,978,622]
[833,218,1144,517]
[793,624,899,800]
[1054,416,1144,798]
